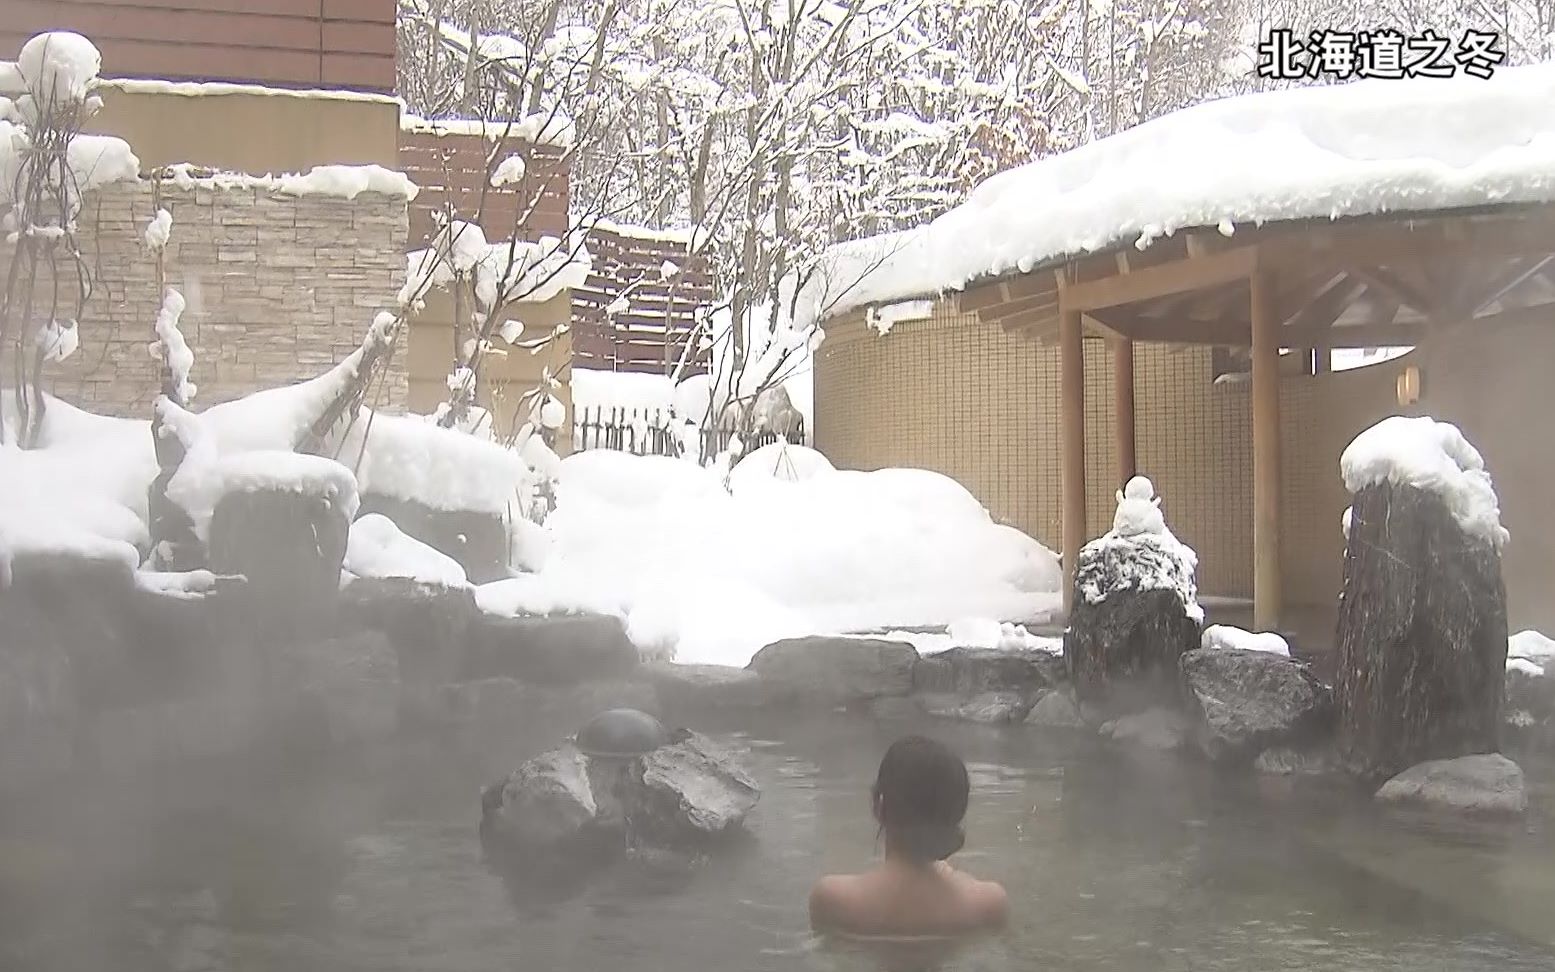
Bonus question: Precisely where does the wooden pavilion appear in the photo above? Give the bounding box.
[946,202,1555,628]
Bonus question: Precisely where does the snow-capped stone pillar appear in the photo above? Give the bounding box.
[1335,417,1509,780]
[1060,306,1087,615]
[1249,266,1283,629]
[1113,337,1136,486]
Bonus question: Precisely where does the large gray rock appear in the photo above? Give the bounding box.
[2,549,134,712]
[467,613,639,685]
[1099,707,1188,752]
[1180,647,1334,762]
[342,577,475,693]
[746,637,917,706]
[921,691,1035,724]
[1337,483,1508,780]
[644,662,766,711]
[1375,753,1527,816]
[1065,535,1201,722]
[359,493,510,584]
[1025,689,1086,729]
[620,730,760,843]
[912,647,1065,697]
[208,486,350,636]
[1254,744,1340,776]
[278,630,400,746]
[482,744,612,852]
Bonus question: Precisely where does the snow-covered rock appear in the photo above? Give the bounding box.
[746,636,917,707]
[911,646,1065,699]
[1180,647,1333,762]
[1375,753,1526,817]
[1201,624,1290,657]
[343,513,469,589]
[1336,418,1508,780]
[207,481,352,631]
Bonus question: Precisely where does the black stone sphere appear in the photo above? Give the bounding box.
[575,708,669,758]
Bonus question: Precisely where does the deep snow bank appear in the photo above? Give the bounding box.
[477,445,1061,666]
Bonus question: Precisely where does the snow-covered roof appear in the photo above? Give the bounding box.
[799,63,1555,329]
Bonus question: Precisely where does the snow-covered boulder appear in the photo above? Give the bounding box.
[619,730,760,843]
[360,495,510,584]
[1335,417,1508,780]
[1066,477,1202,722]
[466,612,639,684]
[1180,647,1333,763]
[746,636,917,707]
[205,459,356,632]
[1374,753,1526,817]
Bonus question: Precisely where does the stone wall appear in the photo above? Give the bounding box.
[32,177,409,417]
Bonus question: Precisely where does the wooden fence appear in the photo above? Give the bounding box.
[573,405,804,460]
[398,123,570,247]
[571,225,716,376]
[1,0,397,93]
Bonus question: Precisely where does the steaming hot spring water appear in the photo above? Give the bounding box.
[0,704,1551,972]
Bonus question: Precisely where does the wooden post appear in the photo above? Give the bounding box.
[1113,336,1136,486]
[1060,306,1087,617]
[1250,266,1284,630]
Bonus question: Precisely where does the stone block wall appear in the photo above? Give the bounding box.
[28,177,408,417]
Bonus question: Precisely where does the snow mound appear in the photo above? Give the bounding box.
[1508,657,1545,678]
[134,569,216,599]
[1509,629,1555,662]
[277,164,418,200]
[798,63,1555,330]
[344,513,469,588]
[17,31,100,102]
[167,449,360,543]
[727,442,834,492]
[1340,416,1507,549]
[482,452,1061,666]
[1201,624,1290,657]
[946,617,1061,654]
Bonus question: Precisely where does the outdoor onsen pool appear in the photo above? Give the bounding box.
[0,710,1552,972]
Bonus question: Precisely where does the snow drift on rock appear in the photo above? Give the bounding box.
[1078,476,1202,622]
[344,513,469,588]
[1340,415,1507,549]
[476,450,1061,666]
[1201,624,1290,657]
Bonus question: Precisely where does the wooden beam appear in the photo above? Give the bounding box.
[1465,255,1555,317]
[955,281,1008,313]
[1349,266,1441,319]
[980,294,1057,324]
[1060,307,1086,617]
[1281,273,1365,332]
[1082,310,1138,341]
[1114,338,1136,487]
[1060,244,1259,312]
[1250,266,1283,630]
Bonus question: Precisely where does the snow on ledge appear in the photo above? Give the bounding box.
[343,513,469,589]
[99,77,402,105]
[1201,624,1290,657]
[1340,415,1508,549]
[798,63,1555,329]
[161,163,418,202]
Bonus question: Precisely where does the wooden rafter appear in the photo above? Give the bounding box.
[1348,266,1441,320]
[1283,273,1368,338]
[1463,254,1555,317]
[1059,245,1259,312]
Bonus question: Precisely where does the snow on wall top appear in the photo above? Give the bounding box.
[162,163,418,202]
[799,63,1555,329]
[99,77,401,105]
[1340,415,1508,549]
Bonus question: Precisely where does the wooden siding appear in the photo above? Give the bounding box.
[571,226,716,376]
[0,0,396,93]
[398,127,570,246]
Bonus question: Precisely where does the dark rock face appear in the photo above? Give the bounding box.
[1066,589,1200,722]
[1375,753,1526,816]
[208,487,350,635]
[1336,483,1508,780]
[2,550,134,714]
[341,577,476,712]
[912,647,1065,697]
[1180,648,1334,763]
[1025,689,1086,729]
[467,613,639,685]
[643,662,766,712]
[359,493,509,585]
[746,637,917,706]
[620,731,761,844]
[277,630,401,746]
